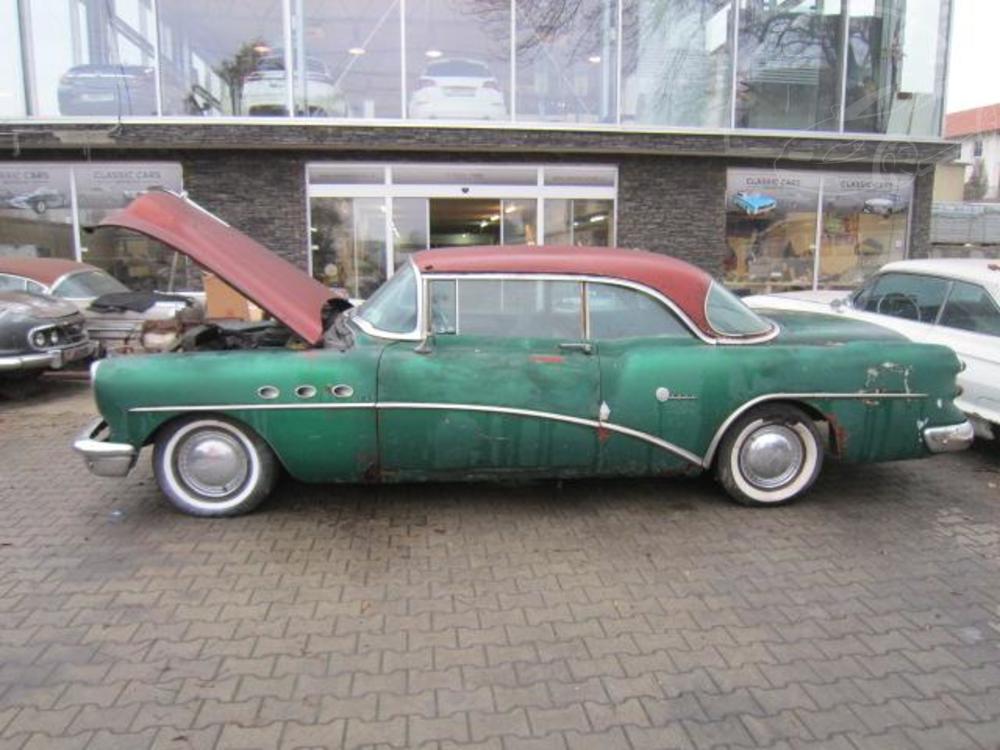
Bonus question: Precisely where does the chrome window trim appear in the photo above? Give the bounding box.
[422,272,714,344]
[349,258,425,342]
[703,281,779,344]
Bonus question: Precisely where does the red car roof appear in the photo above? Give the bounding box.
[0,257,95,287]
[413,245,715,336]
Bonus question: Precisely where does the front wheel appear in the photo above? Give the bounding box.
[716,404,824,506]
[153,416,278,517]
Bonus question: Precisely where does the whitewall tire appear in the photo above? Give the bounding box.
[716,404,823,506]
[153,416,278,517]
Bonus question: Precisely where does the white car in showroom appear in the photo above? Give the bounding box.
[745,259,1000,440]
[242,54,348,117]
[408,58,507,120]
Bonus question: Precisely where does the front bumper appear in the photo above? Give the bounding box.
[0,340,97,372]
[73,418,138,477]
[924,420,975,453]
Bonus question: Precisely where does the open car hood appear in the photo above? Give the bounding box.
[98,192,334,345]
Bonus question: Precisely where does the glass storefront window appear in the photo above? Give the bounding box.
[844,0,947,136]
[0,162,191,290]
[158,0,286,116]
[502,200,537,245]
[311,197,386,298]
[516,0,617,123]
[293,1,401,119]
[724,170,821,293]
[0,4,26,117]
[405,0,511,122]
[75,164,192,291]
[0,166,75,262]
[545,199,614,246]
[735,0,843,131]
[392,198,429,265]
[9,0,952,135]
[25,0,157,117]
[819,174,912,288]
[621,0,732,127]
[308,163,617,295]
[725,168,913,293]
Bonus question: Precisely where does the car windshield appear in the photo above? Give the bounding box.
[425,60,490,78]
[706,282,774,337]
[355,263,418,334]
[52,269,129,299]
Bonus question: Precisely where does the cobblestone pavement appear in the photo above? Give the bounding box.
[1,380,1000,750]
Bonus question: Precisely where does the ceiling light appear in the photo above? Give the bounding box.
[253,44,272,54]
[504,204,518,214]
[348,47,366,56]
[589,214,606,223]
[425,49,443,59]
[588,55,602,64]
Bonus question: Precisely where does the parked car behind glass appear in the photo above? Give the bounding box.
[409,59,507,120]
[58,64,158,116]
[242,54,348,117]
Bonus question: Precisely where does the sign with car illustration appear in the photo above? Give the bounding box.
[74,193,972,518]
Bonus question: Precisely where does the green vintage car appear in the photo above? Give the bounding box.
[74,193,973,517]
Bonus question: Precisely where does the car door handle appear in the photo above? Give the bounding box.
[558,342,593,355]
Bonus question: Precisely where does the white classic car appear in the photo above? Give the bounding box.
[746,259,1000,440]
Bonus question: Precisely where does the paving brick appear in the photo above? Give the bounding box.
[526,704,589,735]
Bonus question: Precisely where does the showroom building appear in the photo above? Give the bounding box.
[0,0,956,298]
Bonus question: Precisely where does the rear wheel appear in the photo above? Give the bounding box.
[716,404,823,506]
[153,416,278,517]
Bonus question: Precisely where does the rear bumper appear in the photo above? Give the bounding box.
[923,420,975,453]
[73,418,137,477]
[0,340,96,372]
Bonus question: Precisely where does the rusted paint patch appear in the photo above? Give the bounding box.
[530,354,565,364]
[824,412,848,457]
[597,425,611,443]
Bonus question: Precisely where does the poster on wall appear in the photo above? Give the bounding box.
[724,169,822,293]
[724,168,913,293]
[74,164,183,212]
[0,165,75,260]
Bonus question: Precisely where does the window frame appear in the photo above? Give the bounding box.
[937,278,1000,336]
[851,271,953,326]
[421,272,711,343]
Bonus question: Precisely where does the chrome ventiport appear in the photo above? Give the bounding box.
[295,384,317,399]
[257,385,280,400]
[330,384,354,398]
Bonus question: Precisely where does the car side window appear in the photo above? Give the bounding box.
[939,281,1000,336]
[429,278,584,339]
[587,283,690,339]
[0,274,28,292]
[857,273,949,324]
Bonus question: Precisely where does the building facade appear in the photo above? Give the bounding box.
[1,0,956,298]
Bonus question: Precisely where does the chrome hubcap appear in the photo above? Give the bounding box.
[739,424,804,489]
[176,430,249,499]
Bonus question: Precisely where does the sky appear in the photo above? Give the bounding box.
[946,0,1000,113]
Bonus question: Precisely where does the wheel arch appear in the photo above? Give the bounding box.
[143,411,291,475]
[705,397,834,468]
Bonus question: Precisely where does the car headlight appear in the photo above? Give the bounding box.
[32,331,47,348]
[50,329,60,344]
